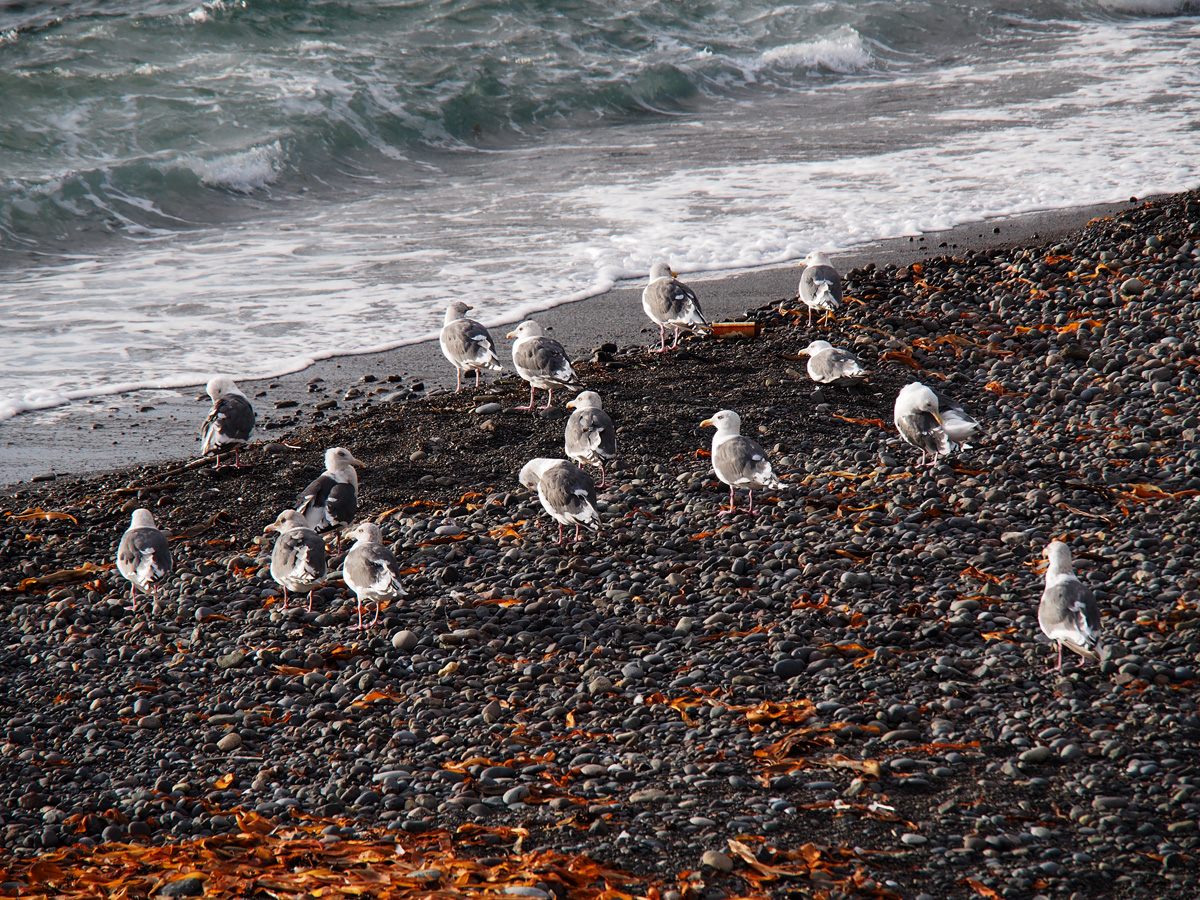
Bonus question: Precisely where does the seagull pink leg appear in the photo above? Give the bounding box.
[653,325,668,353]
[455,368,463,393]
[598,463,607,489]
[540,388,554,410]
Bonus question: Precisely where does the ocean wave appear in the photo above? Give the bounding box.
[1096,0,1200,13]
[179,141,286,193]
[756,26,873,74]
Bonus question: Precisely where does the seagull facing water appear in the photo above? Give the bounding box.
[642,262,709,353]
[116,508,172,611]
[564,390,617,487]
[519,457,600,544]
[440,301,503,392]
[1039,541,1101,671]
[200,375,255,468]
[265,509,327,611]
[796,251,842,326]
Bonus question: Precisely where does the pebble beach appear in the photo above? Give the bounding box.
[4,189,1200,900]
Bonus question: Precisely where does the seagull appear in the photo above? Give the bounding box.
[440,301,503,392]
[643,262,709,353]
[519,457,600,544]
[200,375,255,468]
[342,522,407,630]
[796,251,842,326]
[700,410,784,515]
[297,447,364,536]
[506,320,577,411]
[264,509,327,611]
[1039,541,1101,671]
[564,391,617,487]
[116,509,172,611]
[797,339,870,386]
[893,382,980,467]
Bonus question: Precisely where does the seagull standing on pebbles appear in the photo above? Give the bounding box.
[506,320,577,411]
[1039,541,1101,671]
[564,391,617,487]
[797,339,870,386]
[116,509,173,611]
[796,251,842,326]
[200,375,255,468]
[700,410,784,516]
[342,523,407,630]
[642,262,709,353]
[519,457,600,544]
[297,447,364,535]
[893,382,980,467]
[440,301,503,392]
[265,510,327,611]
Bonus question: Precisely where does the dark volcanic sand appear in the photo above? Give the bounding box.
[3,191,1200,900]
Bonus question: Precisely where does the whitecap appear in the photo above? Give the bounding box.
[757,26,872,74]
[179,141,286,193]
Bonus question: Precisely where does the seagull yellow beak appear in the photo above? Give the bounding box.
[700,417,713,428]
[350,455,366,469]
[933,412,942,425]
[669,269,679,278]
[566,399,578,409]
[505,329,517,339]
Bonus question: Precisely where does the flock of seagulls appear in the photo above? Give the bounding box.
[110,255,1099,667]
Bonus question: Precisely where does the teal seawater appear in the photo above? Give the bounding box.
[1,0,1189,250]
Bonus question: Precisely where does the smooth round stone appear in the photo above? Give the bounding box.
[216,733,243,752]
[901,834,928,846]
[700,850,733,873]
[773,658,806,679]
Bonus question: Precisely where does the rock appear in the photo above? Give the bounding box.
[773,658,806,679]
[137,715,162,729]
[392,630,420,651]
[700,850,734,873]
[217,650,246,670]
[159,877,206,898]
[631,789,669,803]
[217,733,243,752]
[482,700,504,723]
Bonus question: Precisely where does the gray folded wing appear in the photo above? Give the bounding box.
[1039,577,1100,658]
[808,348,866,385]
[117,527,172,589]
[643,278,707,329]
[344,543,406,600]
[565,408,616,466]
[442,319,500,370]
[539,463,600,529]
[799,264,842,308]
[271,528,327,590]
[514,337,575,387]
[297,475,356,529]
[896,410,950,459]
[713,436,779,489]
[201,395,255,454]
[934,393,980,444]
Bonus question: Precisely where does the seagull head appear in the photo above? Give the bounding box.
[519,457,561,490]
[129,508,158,530]
[265,509,308,534]
[206,374,242,401]
[445,300,473,323]
[566,390,603,411]
[347,522,383,545]
[649,262,676,281]
[897,382,941,424]
[700,409,742,435]
[325,446,365,473]
[506,320,545,341]
[1043,540,1074,572]
[798,339,834,357]
[800,250,833,268]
